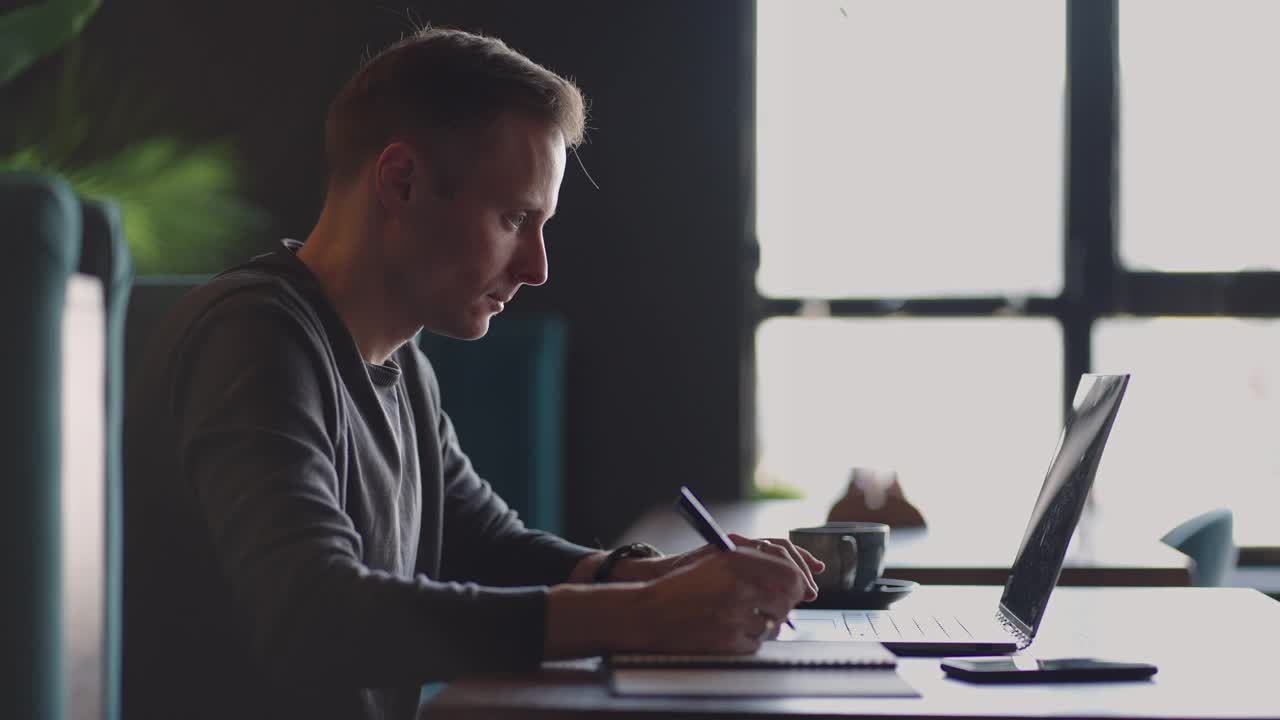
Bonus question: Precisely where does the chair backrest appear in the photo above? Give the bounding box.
[419,316,568,533]
[124,275,209,390]
[0,174,84,717]
[1161,509,1236,587]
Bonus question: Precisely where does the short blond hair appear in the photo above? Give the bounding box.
[324,26,587,188]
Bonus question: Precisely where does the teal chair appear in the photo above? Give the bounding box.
[419,315,568,534]
[123,275,210,388]
[1161,509,1236,587]
[1,172,78,720]
[1,173,130,719]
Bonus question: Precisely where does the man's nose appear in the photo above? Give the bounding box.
[515,229,549,287]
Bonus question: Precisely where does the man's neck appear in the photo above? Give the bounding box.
[298,207,420,366]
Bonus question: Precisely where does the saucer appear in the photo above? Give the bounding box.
[798,578,917,610]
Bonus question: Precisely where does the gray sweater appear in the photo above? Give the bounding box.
[123,240,596,720]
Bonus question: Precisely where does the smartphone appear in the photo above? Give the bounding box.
[941,657,1157,684]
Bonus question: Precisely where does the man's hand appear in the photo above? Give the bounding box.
[545,542,814,658]
[651,534,824,602]
[628,548,809,654]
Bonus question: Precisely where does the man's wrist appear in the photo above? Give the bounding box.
[544,581,649,658]
[593,543,664,583]
[607,555,667,582]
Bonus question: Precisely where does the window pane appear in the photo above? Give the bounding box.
[1093,319,1280,546]
[756,0,1065,298]
[755,318,1062,531]
[1119,0,1280,271]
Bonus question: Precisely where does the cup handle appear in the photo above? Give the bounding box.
[839,535,859,591]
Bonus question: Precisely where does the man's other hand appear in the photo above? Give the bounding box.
[652,534,823,602]
[547,534,822,658]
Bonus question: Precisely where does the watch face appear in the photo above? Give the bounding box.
[628,543,662,558]
[595,543,664,582]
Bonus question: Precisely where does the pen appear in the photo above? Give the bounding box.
[675,485,797,631]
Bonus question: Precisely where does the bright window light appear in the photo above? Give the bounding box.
[1119,0,1280,271]
[755,318,1062,528]
[756,0,1065,298]
[1093,318,1280,546]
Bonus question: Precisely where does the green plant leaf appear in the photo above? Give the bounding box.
[0,0,101,87]
[751,469,806,500]
[3,138,269,274]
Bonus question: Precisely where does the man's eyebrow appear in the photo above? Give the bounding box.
[515,202,554,220]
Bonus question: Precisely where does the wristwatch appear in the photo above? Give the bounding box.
[593,542,664,583]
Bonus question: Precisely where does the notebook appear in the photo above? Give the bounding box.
[606,641,918,698]
[608,640,896,669]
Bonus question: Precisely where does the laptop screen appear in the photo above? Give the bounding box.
[998,374,1130,638]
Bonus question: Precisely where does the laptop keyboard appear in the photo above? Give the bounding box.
[843,611,973,641]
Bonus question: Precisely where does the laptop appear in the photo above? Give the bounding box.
[785,373,1130,656]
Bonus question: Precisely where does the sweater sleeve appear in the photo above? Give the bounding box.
[173,295,552,687]
[408,347,599,587]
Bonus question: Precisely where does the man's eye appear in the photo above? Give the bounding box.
[508,212,528,229]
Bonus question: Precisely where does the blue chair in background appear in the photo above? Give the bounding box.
[1161,509,1236,587]
[123,275,210,388]
[419,315,568,534]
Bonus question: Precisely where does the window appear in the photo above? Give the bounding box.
[756,0,1064,298]
[756,318,1062,522]
[1119,0,1280,272]
[753,0,1280,546]
[1093,319,1280,547]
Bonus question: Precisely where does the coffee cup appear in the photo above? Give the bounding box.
[789,522,889,593]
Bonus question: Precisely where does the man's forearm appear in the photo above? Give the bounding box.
[544,581,649,658]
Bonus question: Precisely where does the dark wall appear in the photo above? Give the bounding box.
[66,0,755,545]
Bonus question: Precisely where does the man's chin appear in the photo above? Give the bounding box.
[423,316,491,341]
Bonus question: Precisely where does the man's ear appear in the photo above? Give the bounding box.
[374,142,417,210]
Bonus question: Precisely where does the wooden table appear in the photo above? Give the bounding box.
[616,499,1192,587]
[422,586,1280,719]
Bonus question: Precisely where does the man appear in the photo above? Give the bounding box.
[123,26,822,720]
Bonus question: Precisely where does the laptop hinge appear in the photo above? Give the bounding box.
[996,605,1034,650]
